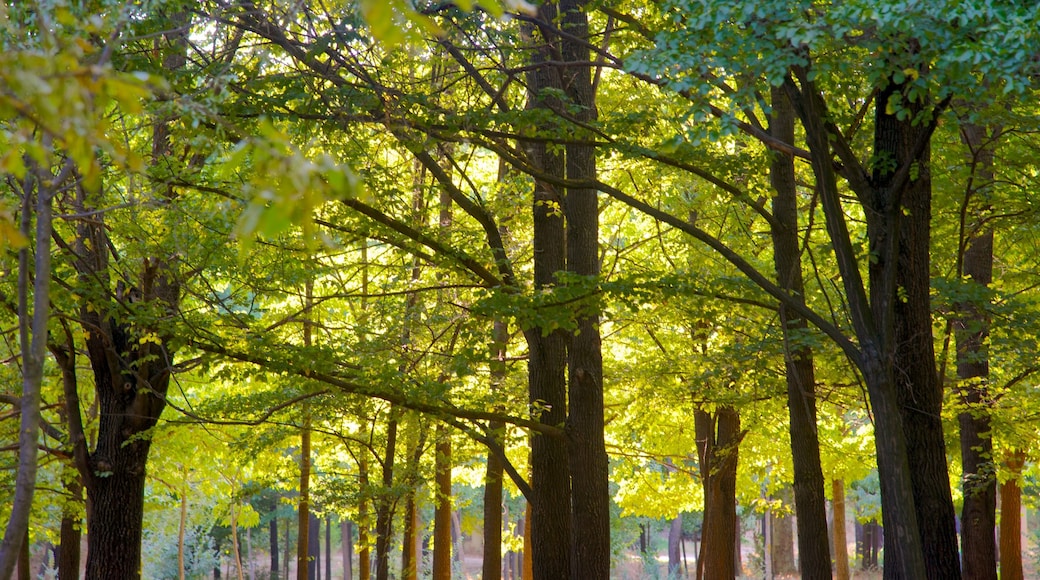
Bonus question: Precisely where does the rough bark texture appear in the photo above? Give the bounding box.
[433,426,453,580]
[770,489,797,577]
[483,320,508,580]
[870,81,960,580]
[308,513,320,580]
[784,72,927,580]
[956,122,997,580]
[833,480,850,580]
[695,407,741,580]
[76,12,186,579]
[559,1,610,578]
[998,451,1025,580]
[769,86,832,580]
[523,5,572,578]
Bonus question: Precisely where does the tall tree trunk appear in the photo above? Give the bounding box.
[271,515,280,580]
[523,4,572,578]
[833,480,850,580]
[308,514,320,580]
[770,488,797,577]
[998,450,1025,580]
[559,2,610,578]
[483,320,509,580]
[374,413,398,580]
[871,79,960,580]
[342,520,353,580]
[358,456,371,580]
[768,85,832,580]
[76,13,186,579]
[956,122,997,580]
[401,491,419,580]
[695,406,741,580]
[298,278,315,580]
[433,425,453,580]
[668,515,682,578]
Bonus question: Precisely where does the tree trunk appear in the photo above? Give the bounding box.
[342,520,353,580]
[308,513,320,580]
[401,490,419,580]
[374,413,398,580]
[358,456,371,580]
[785,72,929,580]
[270,516,279,580]
[695,406,741,580]
[523,5,572,578]
[559,2,610,578]
[433,425,453,580]
[770,488,797,577]
[668,515,682,578]
[998,450,1025,580]
[483,320,508,580]
[956,122,997,580]
[833,480,850,580]
[769,85,832,580]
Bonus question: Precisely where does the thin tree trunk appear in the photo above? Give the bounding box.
[483,319,508,580]
[358,457,371,580]
[433,425,453,580]
[956,122,997,580]
[833,480,850,580]
[401,489,419,580]
[325,518,330,580]
[271,515,280,580]
[999,450,1025,580]
[180,475,189,580]
[668,515,682,578]
[342,520,353,580]
[374,413,398,580]
[298,279,314,580]
[769,86,831,580]
[0,158,55,579]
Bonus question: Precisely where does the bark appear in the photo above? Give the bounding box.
[401,490,419,580]
[307,514,320,580]
[374,413,398,580]
[833,480,850,580]
[16,528,29,580]
[57,492,82,580]
[998,450,1025,580]
[770,489,797,577]
[559,2,610,578]
[522,503,533,580]
[0,161,55,579]
[358,457,371,580]
[695,406,741,580]
[523,5,572,578]
[956,123,997,580]
[271,515,279,580]
[77,12,186,578]
[783,70,943,580]
[769,86,832,580]
[180,479,188,580]
[342,520,353,580]
[298,278,314,580]
[483,320,509,580]
[870,80,960,580]
[668,515,682,578]
[325,518,331,580]
[432,425,453,580]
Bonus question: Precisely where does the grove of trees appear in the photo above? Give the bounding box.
[2,1,1040,579]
